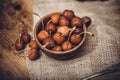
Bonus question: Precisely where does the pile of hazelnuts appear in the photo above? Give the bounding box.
[15,32,39,60]
[37,9,92,51]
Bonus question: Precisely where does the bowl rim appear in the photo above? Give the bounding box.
[34,12,87,55]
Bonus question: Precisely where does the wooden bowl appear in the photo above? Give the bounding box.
[34,12,87,60]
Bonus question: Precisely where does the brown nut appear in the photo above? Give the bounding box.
[28,48,38,60]
[45,23,56,32]
[15,39,25,51]
[70,34,82,44]
[21,33,31,43]
[29,40,38,49]
[37,30,49,41]
[53,32,65,44]
[52,45,62,51]
[82,16,91,28]
[57,26,70,37]
[61,41,72,51]
[63,9,75,20]
[51,13,61,24]
[71,17,83,28]
[59,16,70,26]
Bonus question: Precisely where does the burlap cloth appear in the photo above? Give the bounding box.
[25,0,120,80]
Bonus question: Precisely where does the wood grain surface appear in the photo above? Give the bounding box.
[0,0,33,80]
[0,28,30,80]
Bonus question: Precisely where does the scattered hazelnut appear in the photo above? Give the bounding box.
[29,40,38,49]
[21,33,31,43]
[28,49,38,60]
[15,39,25,51]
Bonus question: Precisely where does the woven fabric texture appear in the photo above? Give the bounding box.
[26,0,120,80]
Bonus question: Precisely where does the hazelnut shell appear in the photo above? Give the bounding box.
[29,40,38,49]
[15,39,25,51]
[28,49,38,60]
[37,30,49,41]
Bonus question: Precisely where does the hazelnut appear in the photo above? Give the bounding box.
[21,33,31,43]
[53,32,65,44]
[61,41,72,51]
[28,49,38,60]
[63,9,75,20]
[71,17,83,28]
[45,23,56,32]
[59,16,70,26]
[15,39,25,51]
[52,45,62,51]
[82,16,91,28]
[57,26,70,37]
[70,34,82,44]
[29,40,38,49]
[51,13,61,24]
[37,30,49,41]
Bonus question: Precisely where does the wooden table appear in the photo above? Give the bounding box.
[0,28,30,80]
[0,0,120,80]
